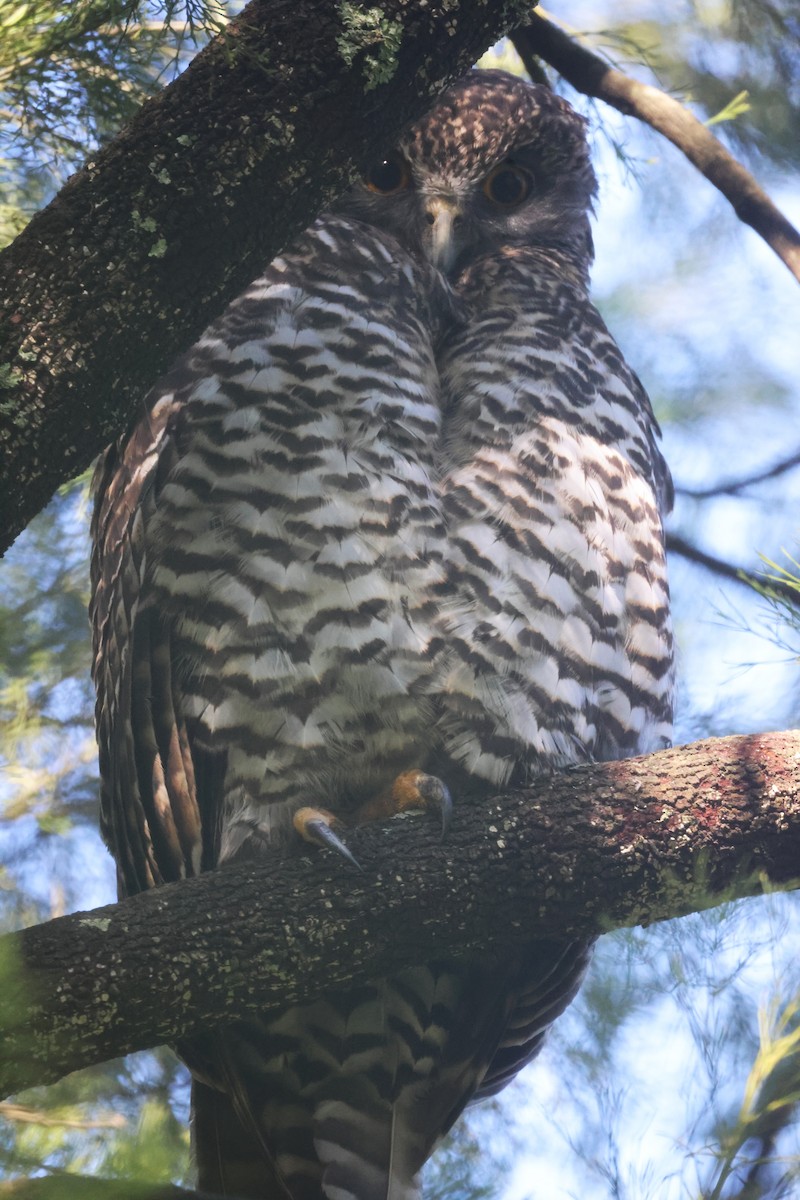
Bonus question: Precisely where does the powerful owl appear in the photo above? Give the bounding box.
[91,70,673,1199]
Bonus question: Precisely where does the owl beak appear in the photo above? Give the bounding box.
[424,197,462,273]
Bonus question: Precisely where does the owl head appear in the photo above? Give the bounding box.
[339,70,597,276]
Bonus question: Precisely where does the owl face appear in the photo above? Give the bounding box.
[339,70,597,276]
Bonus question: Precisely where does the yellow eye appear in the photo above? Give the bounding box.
[364,155,411,195]
[482,162,532,208]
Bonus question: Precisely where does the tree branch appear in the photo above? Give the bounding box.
[2,731,799,1101]
[666,531,799,605]
[0,0,529,555]
[512,13,800,284]
[675,448,800,499]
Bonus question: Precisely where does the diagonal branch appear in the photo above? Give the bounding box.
[1,730,799,1101]
[0,0,527,555]
[512,13,800,284]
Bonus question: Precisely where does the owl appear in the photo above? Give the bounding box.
[91,70,673,1200]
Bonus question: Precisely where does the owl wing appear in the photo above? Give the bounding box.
[92,212,443,891]
[90,377,211,898]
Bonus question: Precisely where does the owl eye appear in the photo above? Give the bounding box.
[482,162,533,208]
[364,155,411,195]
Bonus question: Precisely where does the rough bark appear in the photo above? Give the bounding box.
[0,0,530,555]
[1,730,799,1101]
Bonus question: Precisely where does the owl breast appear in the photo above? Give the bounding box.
[143,217,451,858]
[140,230,672,861]
[433,246,673,785]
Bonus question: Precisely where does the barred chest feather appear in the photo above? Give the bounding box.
[143,219,452,858]
[435,246,673,784]
[132,220,672,861]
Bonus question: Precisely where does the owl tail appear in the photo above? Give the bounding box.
[312,1096,422,1200]
[188,1016,427,1200]
[310,963,524,1200]
[188,950,581,1200]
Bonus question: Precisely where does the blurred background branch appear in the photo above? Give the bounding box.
[512,12,800,283]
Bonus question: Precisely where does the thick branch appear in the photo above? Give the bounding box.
[1,731,799,1100]
[513,14,800,283]
[0,0,528,554]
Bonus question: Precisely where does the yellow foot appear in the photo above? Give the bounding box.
[372,769,452,838]
[292,807,362,871]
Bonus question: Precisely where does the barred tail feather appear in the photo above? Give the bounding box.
[313,1102,420,1200]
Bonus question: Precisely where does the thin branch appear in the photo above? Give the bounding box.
[0,1102,125,1130]
[676,449,800,499]
[666,532,800,606]
[512,14,800,284]
[2,730,800,1099]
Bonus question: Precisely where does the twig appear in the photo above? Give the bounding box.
[666,532,799,606]
[512,14,800,284]
[675,449,800,499]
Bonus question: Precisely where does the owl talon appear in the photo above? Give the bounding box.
[293,807,362,871]
[391,770,453,839]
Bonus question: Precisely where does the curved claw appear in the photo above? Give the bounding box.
[293,807,362,871]
[391,770,453,840]
[415,773,453,839]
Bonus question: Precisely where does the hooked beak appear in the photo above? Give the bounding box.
[424,197,462,273]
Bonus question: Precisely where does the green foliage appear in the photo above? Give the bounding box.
[0,0,235,244]
[565,0,800,169]
[336,2,403,90]
[701,995,800,1199]
[0,1049,190,1184]
[541,903,800,1199]
[705,89,751,128]
[0,479,94,835]
[759,552,800,608]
